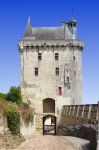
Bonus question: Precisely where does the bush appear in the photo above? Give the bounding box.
[0,92,7,100]
[6,86,22,104]
[19,103,34,126]
[22,102,29,109]
[4,102,20,135]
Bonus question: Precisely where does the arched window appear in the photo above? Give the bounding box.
[43,98,55,113]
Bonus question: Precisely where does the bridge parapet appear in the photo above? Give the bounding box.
[57,103,98,150]
[61,104,98,123]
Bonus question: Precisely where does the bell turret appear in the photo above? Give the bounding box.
[69,18,77,27]
[68,18,77,39]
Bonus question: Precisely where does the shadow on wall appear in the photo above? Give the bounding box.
[57,124,97,150]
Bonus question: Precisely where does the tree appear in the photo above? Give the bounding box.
[6,86,22,104]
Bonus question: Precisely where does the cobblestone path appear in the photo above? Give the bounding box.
[15,135,75,150]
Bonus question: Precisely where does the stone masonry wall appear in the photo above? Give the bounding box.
[19,40,83,114]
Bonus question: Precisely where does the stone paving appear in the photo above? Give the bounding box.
[15,135,76,150]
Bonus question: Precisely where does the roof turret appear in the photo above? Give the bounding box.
[68,18,77,26]
[24,16,32,36]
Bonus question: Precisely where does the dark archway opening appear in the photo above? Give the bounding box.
[43,115,56,135]
[43,98,55,113]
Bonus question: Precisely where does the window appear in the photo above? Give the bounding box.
[58,87,62,96]
[56,68,59,76]
[67,77,69,83]
[55,53,59,60]
[67,77,70,89]
[35,68,38,76]
[74,71,76,76]
[26,45,29,49]
[43,98,55,113]
[73,56,75,61]
[38,53,42,60]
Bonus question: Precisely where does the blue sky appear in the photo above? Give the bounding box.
[0,0,99,104]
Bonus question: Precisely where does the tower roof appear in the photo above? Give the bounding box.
[23,18,77,40]
[31,27,65,40]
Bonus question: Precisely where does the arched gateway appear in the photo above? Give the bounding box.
[43,115,56,135]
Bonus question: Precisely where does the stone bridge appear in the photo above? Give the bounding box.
[57,103,99,150]
[15,103,99,150]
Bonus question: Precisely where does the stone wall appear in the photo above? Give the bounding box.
[0,108,7,133]
[19,39,84,114]
[20,122,36,139]
[20,115,36,138]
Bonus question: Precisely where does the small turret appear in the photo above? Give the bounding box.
[24,16,32,37]
[69,18,77,27]
[68,18,77,39]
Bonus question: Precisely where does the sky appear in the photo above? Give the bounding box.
[0,0,99,104]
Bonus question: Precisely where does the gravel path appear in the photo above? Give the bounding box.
[15,135,76,150]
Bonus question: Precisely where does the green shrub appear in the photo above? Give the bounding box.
[22,102,29,109]
[6,86,22,104]
[4,102,20,135]
[0,92,7,100]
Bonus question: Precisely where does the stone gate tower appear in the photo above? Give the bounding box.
[18,17,84,135]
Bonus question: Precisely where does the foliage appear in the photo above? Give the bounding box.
[19,103,34,126]
[0,92,7,100]
[3,102,20,135]
[0,85,35,134]
[6,86,22,104]
[22,102,29,109]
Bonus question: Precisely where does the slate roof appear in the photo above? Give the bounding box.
[31,27,65,40]
[24,17,77,40]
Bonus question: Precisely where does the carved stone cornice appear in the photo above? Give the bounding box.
[18,39,84,52]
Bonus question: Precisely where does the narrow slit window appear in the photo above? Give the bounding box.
[67,77,70,89]
[67,77,69,83]
[56,68,59,76]
[55,53,59,60]
[73,56,75,61]
[35,68,38,76]
[58,87,62,96]
[38,53,42,60]
[74,71,76,76]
